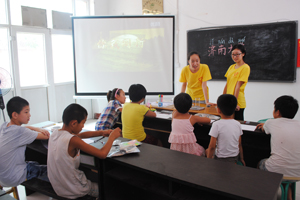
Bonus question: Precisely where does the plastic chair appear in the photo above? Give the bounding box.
[280,176,300,200]
[237,160,244,166]
[0,185,19,200]
[257,118,272,123]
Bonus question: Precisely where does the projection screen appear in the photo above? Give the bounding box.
[72,15,174,96]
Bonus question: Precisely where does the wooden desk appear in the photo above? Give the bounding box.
[25,136,281,200]
[92,137,282,200]
[153,103,219,116]
[25,120,278,200]
[115,113,270,168]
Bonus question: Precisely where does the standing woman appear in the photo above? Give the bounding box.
[223,44,250,120]
[180,52,214,106]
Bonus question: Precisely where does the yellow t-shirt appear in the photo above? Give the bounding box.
[225,64,250,108]
[121,103,149,142]
[179,64,212,100]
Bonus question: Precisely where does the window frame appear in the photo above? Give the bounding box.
[50,29,74,85]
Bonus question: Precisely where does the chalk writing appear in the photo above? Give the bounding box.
[208,39,216,56]
[207,36,246,56]
[227,44,233,54]
[218,45,226,55]
[238,36,246,45]
[218,38,225,45]
[208,44,216,56]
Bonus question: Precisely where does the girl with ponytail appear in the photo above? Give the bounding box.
[95,88,126,130]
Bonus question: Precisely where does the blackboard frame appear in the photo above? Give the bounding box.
[187,21,298,82]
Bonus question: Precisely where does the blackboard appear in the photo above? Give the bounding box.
[187,21,297,82]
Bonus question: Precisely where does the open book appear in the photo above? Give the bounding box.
[107,140,141,157]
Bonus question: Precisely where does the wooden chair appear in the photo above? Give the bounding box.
[280,176,300,200]
[0,185,19,200]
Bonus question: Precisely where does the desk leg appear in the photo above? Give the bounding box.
[168,180,180,195]
[98,159,105,200]
[24,187,35,196]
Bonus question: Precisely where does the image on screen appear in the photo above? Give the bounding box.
[72,16,174,96]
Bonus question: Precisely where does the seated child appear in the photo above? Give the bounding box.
[95,88,126,130]
[0,96,50,187]
[206,94,245,165]
[122,84,158,145]
[47,103,121,199]
[257,95,300,177]
[168,93,210,156]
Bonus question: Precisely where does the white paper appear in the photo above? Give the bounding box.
[80,154,95,166]
[241,124,256,131]
[155,112,172,119]
[82,138,94,144]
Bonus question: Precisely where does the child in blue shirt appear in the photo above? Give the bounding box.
[0,96,50,187]
[95,88,126,130]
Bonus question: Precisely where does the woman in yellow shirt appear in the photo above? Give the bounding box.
[179,52,214,106]
[223,44,250,120]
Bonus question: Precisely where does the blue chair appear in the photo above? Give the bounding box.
[237,160,244,166]
[258,118,272,123]
[280,177,300,200]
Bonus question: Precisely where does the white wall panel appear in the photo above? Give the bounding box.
[22,87,49,125]
[54,84,75,122]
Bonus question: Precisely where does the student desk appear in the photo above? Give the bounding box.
[25,119,279,200]
[95,137,282,200]
[115,104,270,168]
[152,103,219,116]
[25,137,282,200]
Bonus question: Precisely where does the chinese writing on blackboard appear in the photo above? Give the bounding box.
[208,36,246,56]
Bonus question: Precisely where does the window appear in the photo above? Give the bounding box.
[52,34,74,83]
[16,32,47,87]
[74,0,89,16]
[0,28,11,73]
[0,0,7,24]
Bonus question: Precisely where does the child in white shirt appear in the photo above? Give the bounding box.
[206,94,245,165]
[48,103,121,199]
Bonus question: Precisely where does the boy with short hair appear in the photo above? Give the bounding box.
[257,95,300,177]
[206,94,245,165]
[0,96,50,187]
[47,103,121,199]
[122,84,158,145]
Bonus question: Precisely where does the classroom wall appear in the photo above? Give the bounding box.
[93,0,300,122]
